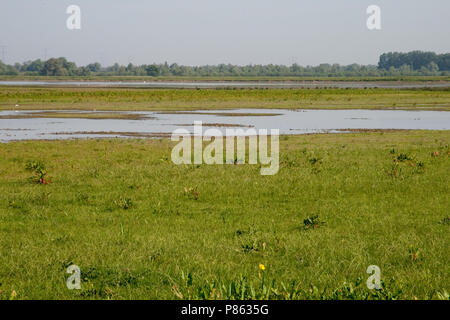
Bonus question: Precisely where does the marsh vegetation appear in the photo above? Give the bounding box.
[0,131,448,299]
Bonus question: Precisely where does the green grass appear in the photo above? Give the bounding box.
[1,75,449,82]
[0,111,151,120]
[1,87,450,111]
[0,131,449,299]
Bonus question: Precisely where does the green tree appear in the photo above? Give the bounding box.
[145,64,160,76]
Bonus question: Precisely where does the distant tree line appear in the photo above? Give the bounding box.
[378,51,450,73]
[1,51,449,77]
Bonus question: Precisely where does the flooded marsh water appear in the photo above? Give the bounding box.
[1,109,449,142]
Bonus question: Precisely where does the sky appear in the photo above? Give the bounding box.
[0,0,449,66]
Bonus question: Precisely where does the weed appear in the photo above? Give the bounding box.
[302,215,326,230]
[240,239,266,253]
[72,266,153,298]
[308,155,322,165]
[172,272,403,300]
[306,152,323,174]
[396,153,413,162]
[309,278,402,300]
[25,160,50,184]
[436,290,449,300]
[389,162,402,178]
[173,271,276,300]
[184,186,199,200]
[280,154,299,168]
[114,197,133,210]
[389,152,425,177]
[235,225,258,237]
[408,245,421,263]
[235,226,266,253]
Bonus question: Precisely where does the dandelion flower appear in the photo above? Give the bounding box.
[259,264,265,271]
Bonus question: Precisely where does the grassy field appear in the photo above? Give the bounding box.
[1,75,449,82]
[0,111,152,120]
[1,86,450,111]
[0,131,449,300]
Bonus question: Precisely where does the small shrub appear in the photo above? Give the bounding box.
[25,160,50,184]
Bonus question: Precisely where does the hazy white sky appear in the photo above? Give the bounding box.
[0,0,449,66]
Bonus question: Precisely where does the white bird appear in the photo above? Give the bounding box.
[14,104,19,112]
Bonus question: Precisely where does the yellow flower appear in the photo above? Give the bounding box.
[259,264,265,271]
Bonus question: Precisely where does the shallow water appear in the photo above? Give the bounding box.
[1,80,449,89]
[1,109,450,142]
